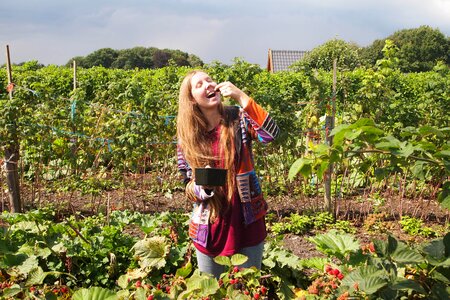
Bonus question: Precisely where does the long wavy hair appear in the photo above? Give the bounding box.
[176,70,236,220]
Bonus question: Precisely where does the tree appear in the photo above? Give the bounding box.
[290,39,361,71]
[66,47,204,69]
[360,26,450,72]
[83,48,119,68]
[112,47,153,69]
[187,54,204,67]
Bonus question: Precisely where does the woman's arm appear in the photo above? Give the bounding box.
[216,81,279,143]
[242,98,280,144]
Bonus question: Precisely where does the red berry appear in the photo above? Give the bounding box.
[147,295,154,300]
[325,265,332,272]
[156,283,161,290]
[254,293,260,299]
[368,242,376,253]
[260,286,267,294]
[165,286,171,293]
[135,280,142,288]
[244,290,250,295]
[60,286,69,293]
[233,266,239,273]
[332,269,340,276]
[337,273,344,280]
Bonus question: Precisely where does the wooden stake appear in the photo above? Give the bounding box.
[6,45,13,100]
[323,59,337,214]
[4,45,22,212]
[73,60,77,89]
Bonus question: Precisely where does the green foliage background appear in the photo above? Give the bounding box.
[0,56,449,200]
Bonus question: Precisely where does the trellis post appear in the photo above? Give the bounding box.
[324,59,337,214]
[4,45,22,212]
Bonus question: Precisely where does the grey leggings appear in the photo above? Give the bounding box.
[195,241,265,278]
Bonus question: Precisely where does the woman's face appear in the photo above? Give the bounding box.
[190,72,221,110]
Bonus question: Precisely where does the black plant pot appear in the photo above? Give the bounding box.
[194,168,227,186]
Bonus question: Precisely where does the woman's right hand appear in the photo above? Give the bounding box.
[216,81,250,108]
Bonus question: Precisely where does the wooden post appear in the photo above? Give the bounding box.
[4,45,22,213]
[323,59,337,214]
[73,60,77,89]
[6,46,13,101]
[70,60,79,174]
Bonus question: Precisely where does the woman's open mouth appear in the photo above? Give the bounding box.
[206,91,217,98]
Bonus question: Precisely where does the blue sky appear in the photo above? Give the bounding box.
[1,0,449,67]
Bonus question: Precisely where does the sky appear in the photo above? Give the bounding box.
[1,0,449,67]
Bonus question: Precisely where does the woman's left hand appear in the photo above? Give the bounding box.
[216,81,250,108]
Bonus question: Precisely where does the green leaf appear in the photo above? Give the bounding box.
[2,284,22,298]
[213,256,231,267]
[131,236,169,270]
[184,271,220,296]
[444,232,450,257]
[17,256,39,275]
[330,124,350,146]
[117,275,130,289]
[422,238,446,261]
[10,221,43,233]
[344,128,362,140]
[375,135,401,149]
[176,261,193,278]
[435,150,450,158]
[134,287,147,300]
[392,247,425,264]
[308,230,360,262]
[341,265,387,294]
[18,244,51,259]
[377,235,425,264]
[230,253,248,266]
[359,125,384,136]
[411,161,426,180]
[430,282,450,299]
[391,278,426,294]
[276,281,296,300]
[300,257,329,270]
[351,118,376,128]
[397,142,415,158]
[25,267,47,286]
[317,161,330,180]
[72,287,118,300]
[314,143,330,157]
[431,270,450,283]
[438,182,450,209]
[418,126,444,138]
[288,157,313,180]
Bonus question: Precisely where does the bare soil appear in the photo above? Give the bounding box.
[2,176,449,259]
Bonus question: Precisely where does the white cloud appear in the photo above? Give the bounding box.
[0,0,448,66]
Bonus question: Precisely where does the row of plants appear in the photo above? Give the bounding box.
[0,209,449,299]
[289,118,449,209]
[1,51,449,202]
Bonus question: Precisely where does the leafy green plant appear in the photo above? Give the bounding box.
[305,230,450,299]
[400,215,437,238]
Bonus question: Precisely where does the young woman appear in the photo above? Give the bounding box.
[176,70,279,278]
